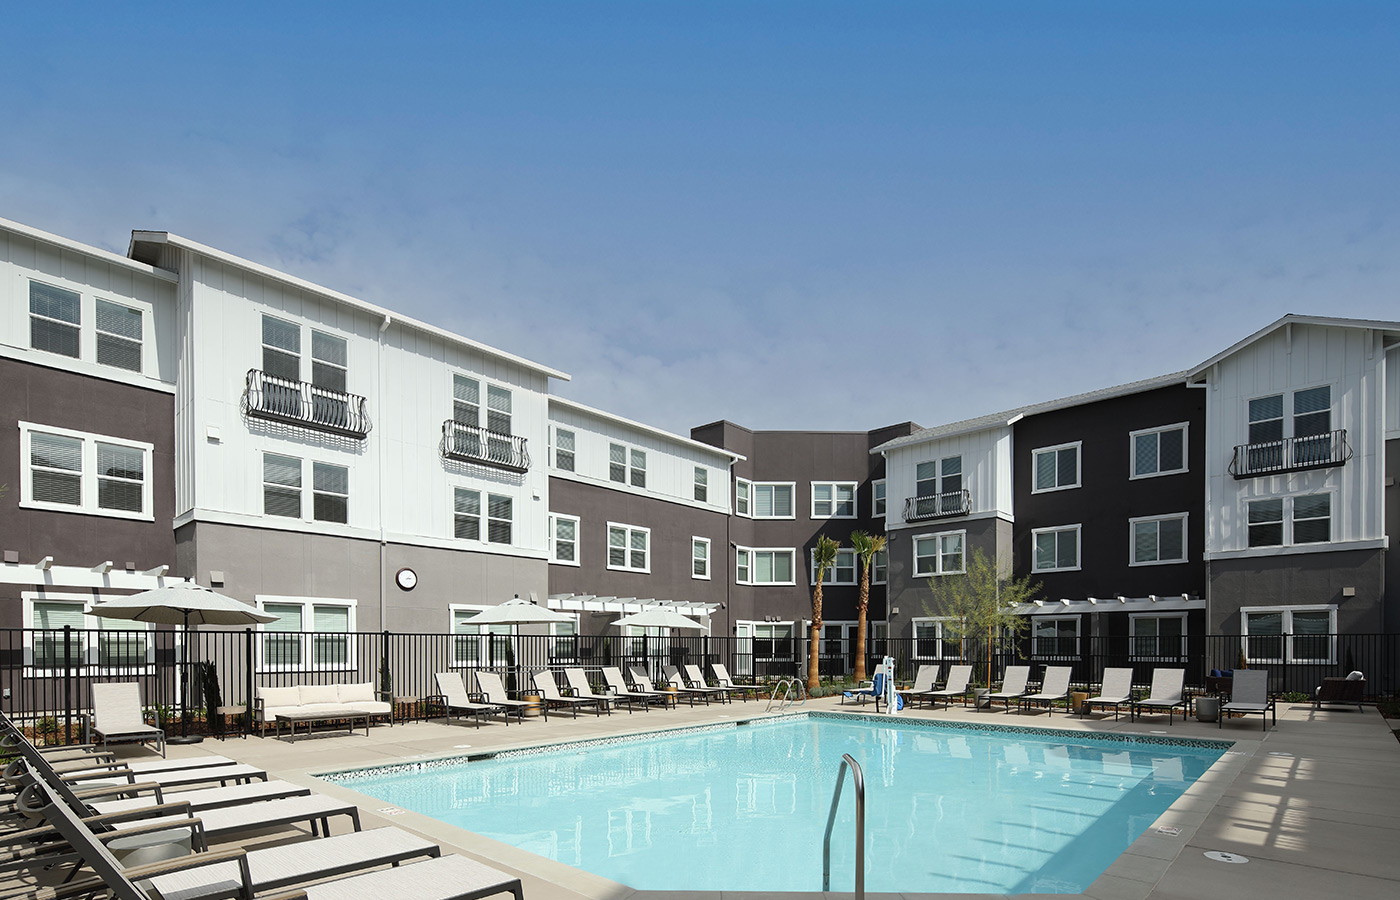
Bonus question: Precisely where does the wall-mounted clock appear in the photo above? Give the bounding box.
[395,567,418,591]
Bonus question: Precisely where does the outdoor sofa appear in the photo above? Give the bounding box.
[253,682,394,736]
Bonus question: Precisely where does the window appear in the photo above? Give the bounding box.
[735,478,751,517]
[311,331,347,392]
[630,448,647,488]
[694,467,708,503]
[550,619,579,659]
[20,423,153,520]
[1032,525,1080,572]
[913,619,957,659]
[811,548,857,585]
[752,623,794,660]
[553,428,576,472]
[263,453,302,519]
[257,597,356,670]
[1131,424,1187,478]
[312,463,348,524]
[451,606,513,667]
[454,488,482,540]
[811,482,856,518]
[753,483,795,519]
[1032,443,1080,493]
[30,282,81,359]
[262,316,301,380]
[692,537,711,579]
[735,548,795,585]
[608,443,646,488]
[95,299,143,372]
[1130,613,1186,661]
[911,457,965,517]
[1242,606,1336,664]
[1293,494,1331,544]
[24,594,152,673]
[1130,514,1187,565]
[872,480,886,517]
[607,523,650,572]
[913,532,965,576]
[872,548,887,584]
[486,386,513,461]
[1031,617,1079,658]
[1245,387,1335,470]
[487,494,513,544]
[1246,498,1283,547]
[1247,494,1329,547]
[550,514,580,564]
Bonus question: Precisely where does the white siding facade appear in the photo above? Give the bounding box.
[881,426,1014,532]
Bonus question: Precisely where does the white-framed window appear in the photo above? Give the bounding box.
[450,605,515,668]
[1244,387,1335,471]
[753,482,795,519]
[1247,494,1331,548]
[1130,513,1188,566]
[872,479,886,517]
[609,443,647,488]
[607,523,651,573]
[487,494,513,545]
[811,482,856,519]
[1242,605,1336,664]
[454,488,482,540]
[872,548,888,585]
[735,478,751,517]
[913,531,965,576]
[1032,525,1081,572]
[912,618,958,659]
[262,315,301,381]
[694,467,708,503]
[915,457,962,500]
[692,537,711,580]
[810,548,857,585]
[1031,616,1080,658]
[750,622,794,659]
[1129,612,1187,661]
[22,592,154,675]
[30,281,82,359]
[19,423,153,521]
[552,427,576,472]
[257,596,357,671]
[312,462,349,524]
[263,454,349,525]
[1032,442,1081,493]
[820,621,851,660]
[452,375,515,460]
[550,513,580,565]
[735,547,795,585]
[95,299,144,372]
[1130,423,1187,479]
[263,453,302,519]
[311,330,348,393]
[550,617,580,659]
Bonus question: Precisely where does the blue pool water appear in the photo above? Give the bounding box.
[328,714,1227,893]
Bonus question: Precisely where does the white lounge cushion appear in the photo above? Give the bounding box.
[258,686,301,709]
[297,684,341,706]
[337,682,376,703]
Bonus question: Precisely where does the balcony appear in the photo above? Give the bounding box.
[440,420,530,473]
[902,489,972,522]
[1229,429,1351,479]
[242,369,371,440]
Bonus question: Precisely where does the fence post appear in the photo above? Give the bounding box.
[63,625,73,745]
[244,628,255,736]
[380,631,392,721]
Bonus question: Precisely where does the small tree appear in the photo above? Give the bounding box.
[849,531,887,683]
[923,548,1038,686]
[807,535,840,690]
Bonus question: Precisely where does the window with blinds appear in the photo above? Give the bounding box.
[97,443,144,513]
[30,282,81,359]
[752,483,794,518]
[31,600,85,669]
[261,316,301,381]
[553,428,575,471]
[259,599,355,670]
[30,432,83,507]
[1032,443,1080,492]
[22,425,152,518]
[486,386,513,461]
[263,454,302,518]
[487,494,513,544]
[692,537,710,579]
[551,514,579,563]
[312,463,349,524]
[95,300,143,372]
[609,443,627,483]
[311,331,347,392]
[694,467,707,502]
[311,605,349,666]
[262,602,303,666]
[607,523,650,572]
[454,488,482,540]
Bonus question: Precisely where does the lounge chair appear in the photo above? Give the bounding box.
[896,665,941,708]
[711,663,763,700]
[686,664,748,703]
[91,779,312,816]
[1017,666,1072,715]
[926,665,973,709]
[1313,674,1366,711]
[432,672,501,728]
[604,667,671,708]
[85,682,165,758]
[841,668,881,706]
[1131,668,1186,725]
[564,668,621,713]
[665,665,727,703]
[531,671,601,718]
[984,666,1031,712]
[1220,669,1276,731]
[1081,668,1134,720]
[66,762,268,791]
[474,672,532,724]
[630,667,690,707]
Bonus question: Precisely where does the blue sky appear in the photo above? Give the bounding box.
[3,2,1397,433]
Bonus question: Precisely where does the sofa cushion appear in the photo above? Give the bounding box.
[337,682,376,703]
[1346,671,1365,681]
[258,686,302,709]
[352,700,392,715]
[298,684,341,706]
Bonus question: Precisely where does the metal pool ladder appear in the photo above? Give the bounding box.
[765,676,806,711]
[822,753,866,898]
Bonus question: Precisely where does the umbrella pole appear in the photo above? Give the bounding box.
[168,610,203,745]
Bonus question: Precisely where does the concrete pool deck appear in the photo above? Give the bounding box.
[103,696,1399,900]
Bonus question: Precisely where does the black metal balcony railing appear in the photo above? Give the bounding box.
[1229,428,1351,479]
[242,369,372,439]
[903,489,972,522]
[440,420,530,473]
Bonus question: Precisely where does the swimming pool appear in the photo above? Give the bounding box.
[327,713,1229,894]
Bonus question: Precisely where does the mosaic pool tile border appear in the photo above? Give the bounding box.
[321,708,1231,784]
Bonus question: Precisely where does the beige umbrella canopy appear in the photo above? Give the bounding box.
[467,596,576,626]
[611,608,705,630]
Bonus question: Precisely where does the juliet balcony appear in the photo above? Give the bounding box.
[902,489,972,523]
[1228,429,1352,479]
[242,369,372,440]
[440,420,531,473]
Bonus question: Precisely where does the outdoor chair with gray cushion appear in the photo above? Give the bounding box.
[896,665,941,708]
[564,668,620,713]
[1017,666,1073,715]
[629,667,689,707]
[710,663,763,700]
[665,665,727,703]
[926,665,974,709]
[603,667,669,708]
[85,683,165,758]
[431,672,501,729]
[531,670,600,718]
[1220,668,1277,731]
[1131,668,1186,725]
[1081,668,1135,720]
[686,664,747,703]
[474,671,532,724]
[984,666,1031,712]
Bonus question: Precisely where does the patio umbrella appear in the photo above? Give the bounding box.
[467,596,576,626]
[89,582,276,744]
[611,608,706,630]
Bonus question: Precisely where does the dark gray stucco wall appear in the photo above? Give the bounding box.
[1207,548,1385,633]
[886,516,1011,637]
[1385,438,1399,633]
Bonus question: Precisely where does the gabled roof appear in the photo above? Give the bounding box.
[0,216,176,282]
[872,370,1190,455]
[550,396,745,462]
[128,230,570,382]
[1187,314,1400,378]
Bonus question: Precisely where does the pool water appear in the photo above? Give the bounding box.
[330,714,1227,893]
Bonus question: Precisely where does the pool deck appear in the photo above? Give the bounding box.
[104,696,1399,900]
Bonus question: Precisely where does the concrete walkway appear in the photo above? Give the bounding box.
[120,696,1399,900]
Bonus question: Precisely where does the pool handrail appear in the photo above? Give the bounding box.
[821,752,865,899]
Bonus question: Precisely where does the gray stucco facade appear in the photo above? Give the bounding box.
[1207,547,1386,634]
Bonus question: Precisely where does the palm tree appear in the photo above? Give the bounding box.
[849,531,887,683]
[807,535,840,690]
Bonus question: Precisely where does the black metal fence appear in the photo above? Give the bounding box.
[2,627,1393,743]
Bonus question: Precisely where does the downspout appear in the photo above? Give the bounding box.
[1186,376,1210,633]
[377,314,391,630]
